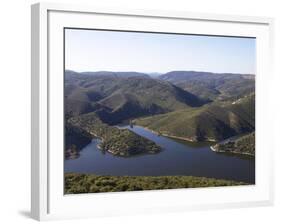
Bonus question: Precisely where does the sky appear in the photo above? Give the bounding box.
[65,28,256,74]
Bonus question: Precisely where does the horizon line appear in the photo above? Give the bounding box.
[65,69,256,76]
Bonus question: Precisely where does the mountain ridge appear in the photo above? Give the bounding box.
[64,70,207,124]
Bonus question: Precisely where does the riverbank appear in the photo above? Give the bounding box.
[67,113,161,157]
[134,125,217,143]
[210,145,254,157]
[135,125,254,157]
[65,148,80,160]
[210,132,255,157]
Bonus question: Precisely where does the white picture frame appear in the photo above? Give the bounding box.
[31,2,274,221]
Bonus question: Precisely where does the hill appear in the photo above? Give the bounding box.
[67,112,161,156]
[65,70,206,124]
[135,93,255,142]
[159,71,255,101]
[211,132,255,156]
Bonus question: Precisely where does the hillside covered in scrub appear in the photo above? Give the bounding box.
[65,70,207,124]
[135,93,255,142]
[65,173,246,194]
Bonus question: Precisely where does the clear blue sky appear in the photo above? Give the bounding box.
[65,28,256,74]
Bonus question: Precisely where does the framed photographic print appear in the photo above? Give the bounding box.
[31,2,274,221]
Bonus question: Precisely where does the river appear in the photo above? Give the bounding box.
[65,125,255,183]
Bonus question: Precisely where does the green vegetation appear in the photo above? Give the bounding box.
[211,132,255,156]
[135,94,255,142]
[65,173,247,194]
[68,112,161,156]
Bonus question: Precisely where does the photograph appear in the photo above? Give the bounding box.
[64,28,255,194]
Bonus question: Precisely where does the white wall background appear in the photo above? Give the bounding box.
[0,0,279,223]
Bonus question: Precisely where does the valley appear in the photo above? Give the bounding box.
[64,70,255,190]
[65,70,255,157]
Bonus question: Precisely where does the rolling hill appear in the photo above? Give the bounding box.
[135,93,255,142]
[159,71,255,101]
